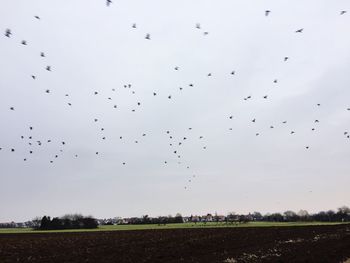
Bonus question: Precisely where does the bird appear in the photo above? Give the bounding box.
[203,32,209,35]
[174,66,179,70]
[34,15,40,20]
[31,75,36,80]
[145,34,151,40]
[10,107,14,111]
[106,0,112,6]
[252,119,256,123]
[132,23,137,28]
[46,66,51,71]
[265,10,271,16]
[229,116,233,119]
[5,29,12,37]
[231,71,235,75]
[284,57,289,62]
[295,28,304,33]
[40,52,45,57]
[153,92,157,96]
[273,79,278,83]
[196,23,201,29]
[207,73,212,77]
[263,95,268,99]
[340,11,347,15]
[45,89,50,93]
[21,40,27,45]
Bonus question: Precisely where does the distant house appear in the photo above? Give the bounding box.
[201,214,214,222]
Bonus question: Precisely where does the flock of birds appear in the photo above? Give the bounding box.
[1,2,349,190]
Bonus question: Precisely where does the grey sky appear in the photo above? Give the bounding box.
[0,0,349,222]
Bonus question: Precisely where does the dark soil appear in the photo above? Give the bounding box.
[0,224,350,263]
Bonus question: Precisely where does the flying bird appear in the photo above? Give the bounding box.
[340,11,347,15]
[5,29,12,37]
[34,15,40,20]
[265,10,271,16]
[106,0,112,6]
[295,28,304,33]
[145,34,151,40]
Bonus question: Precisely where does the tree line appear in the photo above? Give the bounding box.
[33,214,98,230]
[1,206,349,229]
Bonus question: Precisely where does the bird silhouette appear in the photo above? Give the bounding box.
[34,16,40,20]
[295,28,304,33]
[265,10,271,16]
[5,29,11,37]
[106,0,112,6]
[340,11,347,15]
[145,34,151,40]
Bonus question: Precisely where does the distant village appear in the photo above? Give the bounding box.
[1,206,350,228]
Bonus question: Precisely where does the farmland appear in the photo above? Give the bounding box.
[0,223,349,262]
[0,221,346,234]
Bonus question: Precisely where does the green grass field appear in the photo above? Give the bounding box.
[0,221,347,234]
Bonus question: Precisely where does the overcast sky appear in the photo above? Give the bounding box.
[0,0,349,222]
